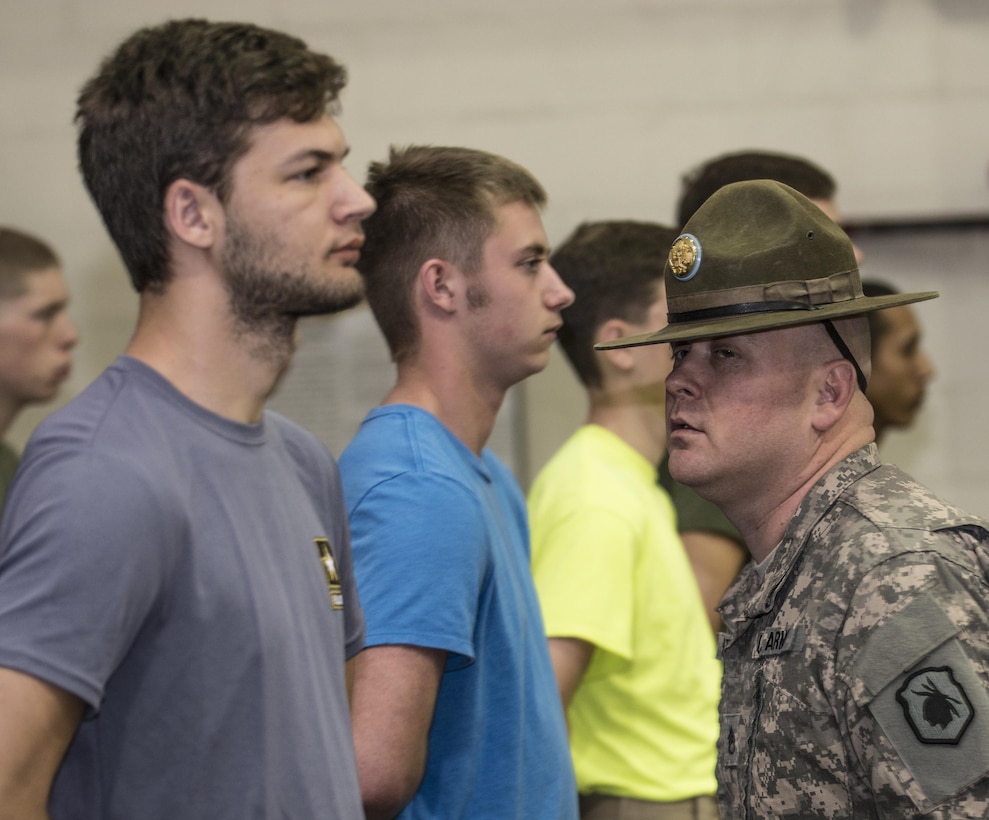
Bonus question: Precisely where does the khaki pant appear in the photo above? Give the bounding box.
[579,793,719,820]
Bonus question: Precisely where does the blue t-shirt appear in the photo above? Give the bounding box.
[0,356,365,819]
[340,404,577,819]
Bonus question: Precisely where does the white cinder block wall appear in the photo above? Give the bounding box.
[2,0,988,515]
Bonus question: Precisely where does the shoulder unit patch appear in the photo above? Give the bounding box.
[896,666,974,745]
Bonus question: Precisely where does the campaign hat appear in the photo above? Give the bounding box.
[597,179,938,349]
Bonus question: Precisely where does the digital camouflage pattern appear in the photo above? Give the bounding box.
[716,445,989,818]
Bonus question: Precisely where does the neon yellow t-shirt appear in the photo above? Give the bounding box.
[529,425,720,801]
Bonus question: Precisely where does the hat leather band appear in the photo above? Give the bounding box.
[667,299,816,324]
[668,271,860,322]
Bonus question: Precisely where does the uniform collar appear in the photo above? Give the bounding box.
[718,444,882,641]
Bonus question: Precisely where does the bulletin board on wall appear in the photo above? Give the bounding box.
[266,305,523,470]
[844,216,989,518]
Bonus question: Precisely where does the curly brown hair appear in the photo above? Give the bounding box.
[76,19,348,293]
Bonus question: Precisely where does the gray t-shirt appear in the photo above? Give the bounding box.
[0,356,365,819]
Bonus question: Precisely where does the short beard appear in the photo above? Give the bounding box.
[222,218,364,359]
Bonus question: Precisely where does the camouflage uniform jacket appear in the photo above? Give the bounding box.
[716,444,989,818]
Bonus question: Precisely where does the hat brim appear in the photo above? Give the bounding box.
[596,291,939,349]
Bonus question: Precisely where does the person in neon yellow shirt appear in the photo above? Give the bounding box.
[529,220,721,819]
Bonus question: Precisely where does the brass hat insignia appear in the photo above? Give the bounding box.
[669,233,701,281]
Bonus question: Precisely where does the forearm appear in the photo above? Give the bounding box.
[547,636,594,711]
[349,645,446,818]
[0,789,52,820]
[353,723,428,820]
[0,668,84,820]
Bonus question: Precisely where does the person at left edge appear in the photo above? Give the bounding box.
[0,19,375,820]
[340,145,579,819]
[0,227,79,513]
